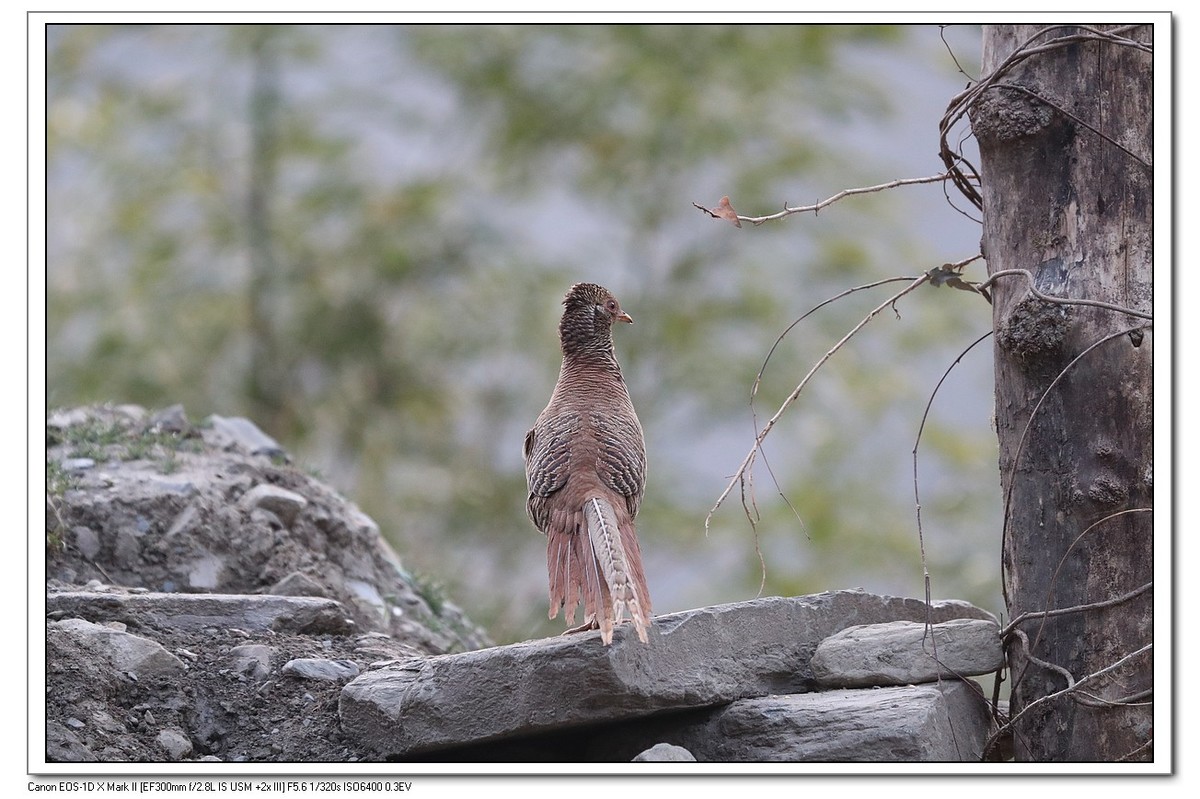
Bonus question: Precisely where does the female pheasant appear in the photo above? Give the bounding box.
[523,282,652,644]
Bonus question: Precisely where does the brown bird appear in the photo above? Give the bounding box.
[523,282,652,645]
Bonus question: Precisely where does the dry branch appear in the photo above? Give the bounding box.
[983,642,1153,757]
[693,174,966,228]
[706,274,931,529]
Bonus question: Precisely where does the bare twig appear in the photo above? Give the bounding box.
[1002,578,1153,638]
[1115,738,1155,762]
[1075,688,1153,708]
[750,276,926,403]
[912,330,993,611]
[939,25,978,82]
[984,642,1153,755]
[726,279,932,550]
[1008,508,1153,698]
[979,268,1153,320]
[719,276,929,541]
[756,443,810,540]
[734,474,769,597]
[707,274,930,529]
[1011,627,1077,690]
[743,174,964,227]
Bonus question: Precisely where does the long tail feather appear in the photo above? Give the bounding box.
[547,529,568,621]
[584,496,650,644]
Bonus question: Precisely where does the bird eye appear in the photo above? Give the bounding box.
[606,300,617,311]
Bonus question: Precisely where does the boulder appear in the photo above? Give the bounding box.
[811,618,1004,688]
[590,681,993,762]
[339,589,996,758]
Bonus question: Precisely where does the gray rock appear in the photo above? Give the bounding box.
[229,644,275,681]
[206,414,285,457]
[811,618,1003,688]
[283,658,361,682]
[148,404,189,433]
[114,404,149,422]
[632,743,696,762]
[45,404,494,764]
[353,632,424,663]
[143,474,198,495]
[49,618,185,682]
[156,728,193,760]
[91,710,126,734]
[269,571,327,598]
[47,720,98,762]
[339,590,995,758]
[112,528,143,570]
[46,591,355,635]
[187,554,226,590]
[344,578,388,625]
[73,525,101,560]
[48,407,97,430]
[237,484,308,526]
[47,404,490,653]
[164,503,200,539]
[594,681,993,762]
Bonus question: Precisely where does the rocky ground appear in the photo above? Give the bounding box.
[42,404,1006,765]
[44,404,489,763]
[47,594,378,762]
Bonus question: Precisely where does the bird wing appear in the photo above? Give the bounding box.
[523,411,582,532]
[590,410,646,518]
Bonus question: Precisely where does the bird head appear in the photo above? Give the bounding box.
[558,282,633,357]
[563,282,633,326]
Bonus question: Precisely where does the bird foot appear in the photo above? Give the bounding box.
[561,615,650,645]
[561,616,599,636]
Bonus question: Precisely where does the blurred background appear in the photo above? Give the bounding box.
[45,23,1001,644]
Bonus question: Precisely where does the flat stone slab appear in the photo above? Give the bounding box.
[46,591,355,635]
[591,681,993,762]
[48,618,186,682]
[339,589,995,758]
[812,618,1004,688]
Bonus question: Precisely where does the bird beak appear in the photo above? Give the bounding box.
[616,311,634,324]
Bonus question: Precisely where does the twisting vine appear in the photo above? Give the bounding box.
[938,23,1153,210]
[996,323,1152,608]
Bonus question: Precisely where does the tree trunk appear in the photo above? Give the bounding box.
[971,24,1154,762]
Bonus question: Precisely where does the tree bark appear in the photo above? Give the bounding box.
[971,24,1154,762]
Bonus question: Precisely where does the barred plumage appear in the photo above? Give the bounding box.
[523,282,652,645]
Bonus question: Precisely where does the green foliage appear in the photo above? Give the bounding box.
[46,459,78,500]
[410,571,447,618]
[46,24,997,643]
[410,26,898,199]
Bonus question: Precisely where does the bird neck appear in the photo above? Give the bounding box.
[561,344,622,375]
[559,311,617,363]
[558,327,626,386]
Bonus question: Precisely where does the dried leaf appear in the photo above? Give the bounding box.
[714,195,742,228]
[927,263,959,287]
[926,264,991,303]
